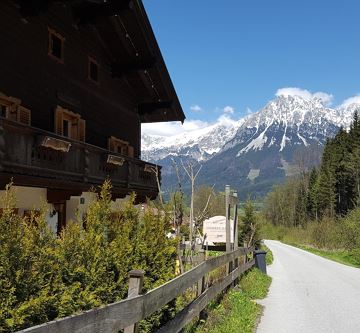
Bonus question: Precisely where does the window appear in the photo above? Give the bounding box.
[88,57,99,83]
[0,208,19,216]
[63,119,69,137]
[108,136,134,157]
[0,104,7,118]
[0,93,31,125]
[54,106,85,142]
[48,28,65,62]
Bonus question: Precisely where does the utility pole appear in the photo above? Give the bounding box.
[233,190,238,251]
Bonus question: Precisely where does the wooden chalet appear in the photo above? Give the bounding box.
[0,0,185,232]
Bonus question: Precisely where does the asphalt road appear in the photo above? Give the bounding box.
[256,240,360,333]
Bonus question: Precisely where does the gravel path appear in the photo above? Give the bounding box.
[256,240,360,333]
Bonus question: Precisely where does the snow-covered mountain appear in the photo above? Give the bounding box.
[142,117,244,162]
[222,95,354,155]
[142,95,359,198]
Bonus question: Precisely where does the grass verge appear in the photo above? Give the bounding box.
[190,268,272,333]
[261,244,274,266]
[287,242,360,268]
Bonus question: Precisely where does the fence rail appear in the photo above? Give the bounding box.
[18,247,255,333]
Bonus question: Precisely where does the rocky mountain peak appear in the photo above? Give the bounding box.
[141,94,359,198]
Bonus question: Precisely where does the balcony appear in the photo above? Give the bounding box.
[0,118,160,201]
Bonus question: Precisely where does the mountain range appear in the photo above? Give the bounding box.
[141,94,359,199]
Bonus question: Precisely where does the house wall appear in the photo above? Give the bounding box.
[0,1,141,156]
[66,192,131,222]
[66,192,97,222]
[0,185,134,234]
[0,186,57,233]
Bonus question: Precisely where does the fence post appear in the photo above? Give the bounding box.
[197,249,206,297]
[225,185,231,253]
[124,270,144,333]
[243,241,248,265]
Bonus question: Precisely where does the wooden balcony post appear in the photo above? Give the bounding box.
[0,121,5,171]
[124,270,144,333]
[83,148,89,182]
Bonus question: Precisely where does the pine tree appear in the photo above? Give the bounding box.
[240,200,259,247]
[317,139,337,218]
[348,111,360,205]
[307,168,320,220]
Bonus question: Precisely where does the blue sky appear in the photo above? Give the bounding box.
[142,0,360,136]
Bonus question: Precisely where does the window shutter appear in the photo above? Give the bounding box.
[71,119,78,139]
[8,106,17,121]
[108,136,115,151]
[17,106,31,125]
[78,119,86,142]
[54,107,64,135]
[6,102,18,121]
[128,146,134,158]
[121,145,128,155]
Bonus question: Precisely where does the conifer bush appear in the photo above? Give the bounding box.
[0,181,178,332]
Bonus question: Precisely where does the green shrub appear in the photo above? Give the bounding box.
[0,181,178,332]
[341,208,360,262]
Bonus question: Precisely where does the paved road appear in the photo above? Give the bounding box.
[256,240,360,333]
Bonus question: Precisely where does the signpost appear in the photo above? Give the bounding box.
[203,216,234,244]
[225,185,231,253]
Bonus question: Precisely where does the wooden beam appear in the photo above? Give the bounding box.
[17,0,54,17]
[111,57,157,78]
[47,189,82,203]
[17,0,131,18]
[138,100,173,115]
[72,0,132,25]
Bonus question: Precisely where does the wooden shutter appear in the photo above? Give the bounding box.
[78,119,86,142]
[8,106,17,121]
[0,99,17,121]
[54,107,64,135]
[17,106,31,125]
[128,146,134,158]
[121,145,128,155]
[108,136,115,151]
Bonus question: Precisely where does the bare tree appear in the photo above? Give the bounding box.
[193,184,215,240]
[172,158,184,235]
[181,160,202,249]
[147,165,164,209]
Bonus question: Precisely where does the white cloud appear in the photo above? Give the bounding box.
[223,106,235,114]
[190,104,203,112]
[276,87,333,106]
[217,114,238,126]
[339,94,360,109]
[245,107,253,114]
[142,113,242,137]
[142,119,208,137]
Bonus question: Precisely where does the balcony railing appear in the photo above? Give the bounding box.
[0,118,160,198]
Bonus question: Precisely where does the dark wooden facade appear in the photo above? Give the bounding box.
[0,0,184,202]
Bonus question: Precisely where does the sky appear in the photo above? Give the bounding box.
[142,0,360,136]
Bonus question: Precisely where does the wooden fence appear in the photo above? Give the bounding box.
[18,247,255,333]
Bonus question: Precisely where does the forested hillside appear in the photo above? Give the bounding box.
[262,112,360,263]
[264,111,360,225]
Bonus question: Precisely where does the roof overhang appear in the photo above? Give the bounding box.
[15,0,186,124]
